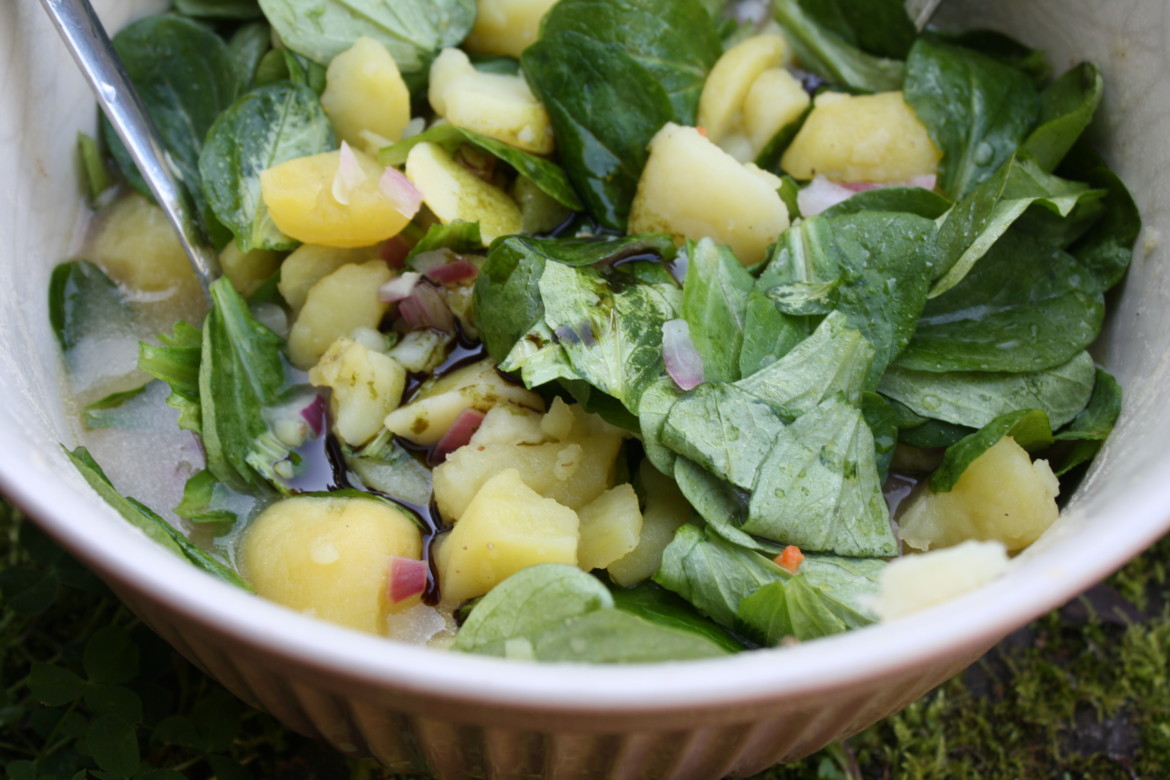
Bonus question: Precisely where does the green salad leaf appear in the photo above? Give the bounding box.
[929,409,1055,493]
[772,0,906,93]
[680,239,754,384]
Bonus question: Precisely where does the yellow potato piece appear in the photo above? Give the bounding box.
[428,48,554,154]
[286,260,392,370]
[405,141,523,244]
[87,192,202,303]
[217,240,281,297]
[277,243,379,314]
[872,540,1009,621]
[308,337,407,446]
[260,147,413,248]
[240,495,423,635]
[462,0,559,58]
[781,91,941,183]
[608,461,691,587]
[384,358,544,446]
[436,468,579,604]
[628,123,789,266]
[898,436,1061,553]
[577,483,642,571]
[743,68,810,154]
[321,36,411,154]
[698,34,788,143]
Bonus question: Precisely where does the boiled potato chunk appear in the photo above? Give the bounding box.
[743,68,811,154]
[898,436,1060,553]
[781,91,941,183]
[871,540,1009,621]
[277,244,379,314]
[428,47,554,154]
[462,0,559,58]
[436,468,579,603]
[87,193,202,303]
[470,402,548,446]
[218,240,281,297]
[320,36,411,154]
[608,462,691,586]
[308,337,407,446]
[240,495,423,635]
[260,147,413,248]
[577,483,642,571]
[286,260,392,370]
[384,358,544,446]
[698,34,788,144]
[628,123,789,266]
[405,142,523,244]
[434,432,621,520]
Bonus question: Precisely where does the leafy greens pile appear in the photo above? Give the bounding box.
[54,0,1139,662]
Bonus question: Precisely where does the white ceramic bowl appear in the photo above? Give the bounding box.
[2,2,1168,776]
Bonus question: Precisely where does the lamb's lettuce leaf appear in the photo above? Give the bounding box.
[64,447,251,591]
[106,15,239,245]
[680,239,754,384]
[538,0,721,123]
[257,0,475,89]
[772,0,905,93]
[174,0,261,20]
[1060,148,1142,294]
[522,33,674,230]
[80,384,153,431]
[900,232,1105,374]
[199,278,294,495]
[200,82,336,252]
[795,0,917,60]
[879,350,1097,431]
[49,261,135,359]
[609,583,745,654]
[905,36,1040,199]
[453,564,733,662]
[1047,368,1122,476]
[1024,62,1103,173]
[931,153,1102,296]
[226,22,271,93]
[139,321,204,433]
[744,397,895,557]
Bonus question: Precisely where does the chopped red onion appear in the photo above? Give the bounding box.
[387,556,428,604]
[379,166,423,218]
[662,319,705,391]
[797,176,857,217]
[410,249,454,276]
[381,235,414,269]
[299,394,326,437]
[379,271,421,303]
[332,141,365,206]
[399,281,456,333]
[432,408,486,462]
[425,259,478,285]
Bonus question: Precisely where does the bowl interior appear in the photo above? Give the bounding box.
[1,0,1169,716]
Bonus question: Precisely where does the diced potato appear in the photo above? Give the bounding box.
[578,483,642,571]
[698,34,788,144]
[239,495,423,635]
[898,436,1061,553]
[435,468,579,603]
[743,68,811,153]
[470,403,549,446]
[218,240,281,297]
[308,337,408,446]
[260,147,413,247]
[628,123,789,266]
[462,0,559,58]
[286,260,392,370]
[278,244,377,314]
[608,462,691,586]
[405,142,523,244]
[871,540,1009,621]
[781,91,941,183]
[320,37,411,154]
[433,431,622,520]
[384,358,544,446]
[427,48,554,154]
[87,192,202,302]
[539,396,574,441]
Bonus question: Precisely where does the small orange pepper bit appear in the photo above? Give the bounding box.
[774,545,804,574]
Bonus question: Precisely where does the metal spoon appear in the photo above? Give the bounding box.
[38,0,220,296]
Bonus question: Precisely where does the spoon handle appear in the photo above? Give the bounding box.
[38,0,219,294]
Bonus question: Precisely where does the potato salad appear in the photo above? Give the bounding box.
[53,0,1140,661]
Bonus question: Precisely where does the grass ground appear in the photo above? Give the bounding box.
[2,499,1167,779]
